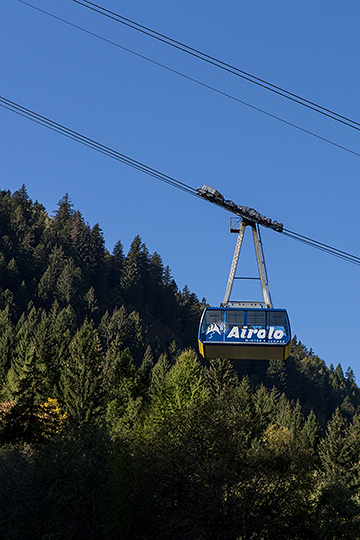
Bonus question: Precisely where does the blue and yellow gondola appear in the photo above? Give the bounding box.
[198,306,291,360]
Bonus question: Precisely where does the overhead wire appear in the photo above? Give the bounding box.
[1,95,360,267]
[72,0,360,134]
[281,228,360,265]
[27,0,360,144]
[0,96,197,198]
[18,0,360,160]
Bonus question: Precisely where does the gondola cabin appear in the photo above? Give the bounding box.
[198,307,291,360]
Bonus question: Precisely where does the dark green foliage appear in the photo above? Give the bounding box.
[315,409,360,538]
[105,345,143,439]
[105,354,319,540]
[0,426,109,540]
[138,344,154,391]
[206,357,239,397]
[0,306,13,390]
[314,481,360,540]
[302,409,322,449]
[120,235,148,309]
[1,186,360,538]
[60,319,104,424]
[232,336,360,428]
[0,188,203,347]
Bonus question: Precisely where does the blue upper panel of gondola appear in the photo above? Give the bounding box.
[199,307,291,346]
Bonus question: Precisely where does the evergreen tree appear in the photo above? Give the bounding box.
[253,383,278,434]
[60,319,104,424]
[51,193,74,245]
[207,358,239,398]
[319,408,352,482]
[56,259,82,306]
[84,285,99,314]
[121,235,148,308]
[149,353,171,401]
[0,306,14,391]
[138,345,154,392]
[112,239,125,268]
[2,326,49,442]
[105,344,143,438]
[301,409,322,450]
[99,306,144,363]
[147,251,165,317]
[38,245,67,304]
[146,350,208,428]
[106,239,125,299]
[267,357,287,391]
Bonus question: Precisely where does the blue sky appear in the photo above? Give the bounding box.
[1,0,360,377]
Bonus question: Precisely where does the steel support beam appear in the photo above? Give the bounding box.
[221,219,273,308]
[252,225,272,308]
[221,220,247,306]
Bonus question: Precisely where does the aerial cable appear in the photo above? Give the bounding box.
[0,96,197,198]
[23,1,360,145]
[1,94,360,267]
[18,1,360,160]
[281,231,360,266]
[283,235,360,266]
[282,228,360,265]
[72,0,360,134]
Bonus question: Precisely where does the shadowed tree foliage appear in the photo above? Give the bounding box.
[60,319,104,424]
[1,186,360,539]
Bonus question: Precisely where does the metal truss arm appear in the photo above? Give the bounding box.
[221,219,273,308]
[252,225,272,308]
[221,220,247,307]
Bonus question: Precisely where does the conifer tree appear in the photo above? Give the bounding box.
[207,358,239,397]
[0,306,14,390]
[106,239,125,298]
[105,344,143,437]
[3,326,49,442]
[56,259,82,306]
[319,408,352,482]
[70,209,86,252]
[60,319,104,424]
[7,258,21,288]
[100,306,144,362]
[162,265,178,324]
[32,307,68,395]
[267,357,287,391]
[253,383,277,433]
[90,223,105,285]
[149,353,171,401]
[49,303,76,385]
[236,375,256,418]
[112,239,125,268]
[167,339,179,363]
[38,245,67,304]
[147,251,165,317]
[301,409,322,450]
[84,286,99,314]
[147,350,208,428]
[275,393,303,435]
[121,235,147,308]
[138,345,154,391]
[51,194,74,245]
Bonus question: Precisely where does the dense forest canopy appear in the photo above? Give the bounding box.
[1,186,360,539]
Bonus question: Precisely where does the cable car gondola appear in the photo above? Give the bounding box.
[196,198,291,361]
[198,306,291,360]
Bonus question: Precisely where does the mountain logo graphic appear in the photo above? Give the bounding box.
[205,323,222,336]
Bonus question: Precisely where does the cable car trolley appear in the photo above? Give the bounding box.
[197,188,291,361]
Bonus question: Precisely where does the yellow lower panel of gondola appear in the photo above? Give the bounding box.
[198,340,290,361]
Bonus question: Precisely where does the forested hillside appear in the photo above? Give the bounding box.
[1,186,360,539]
